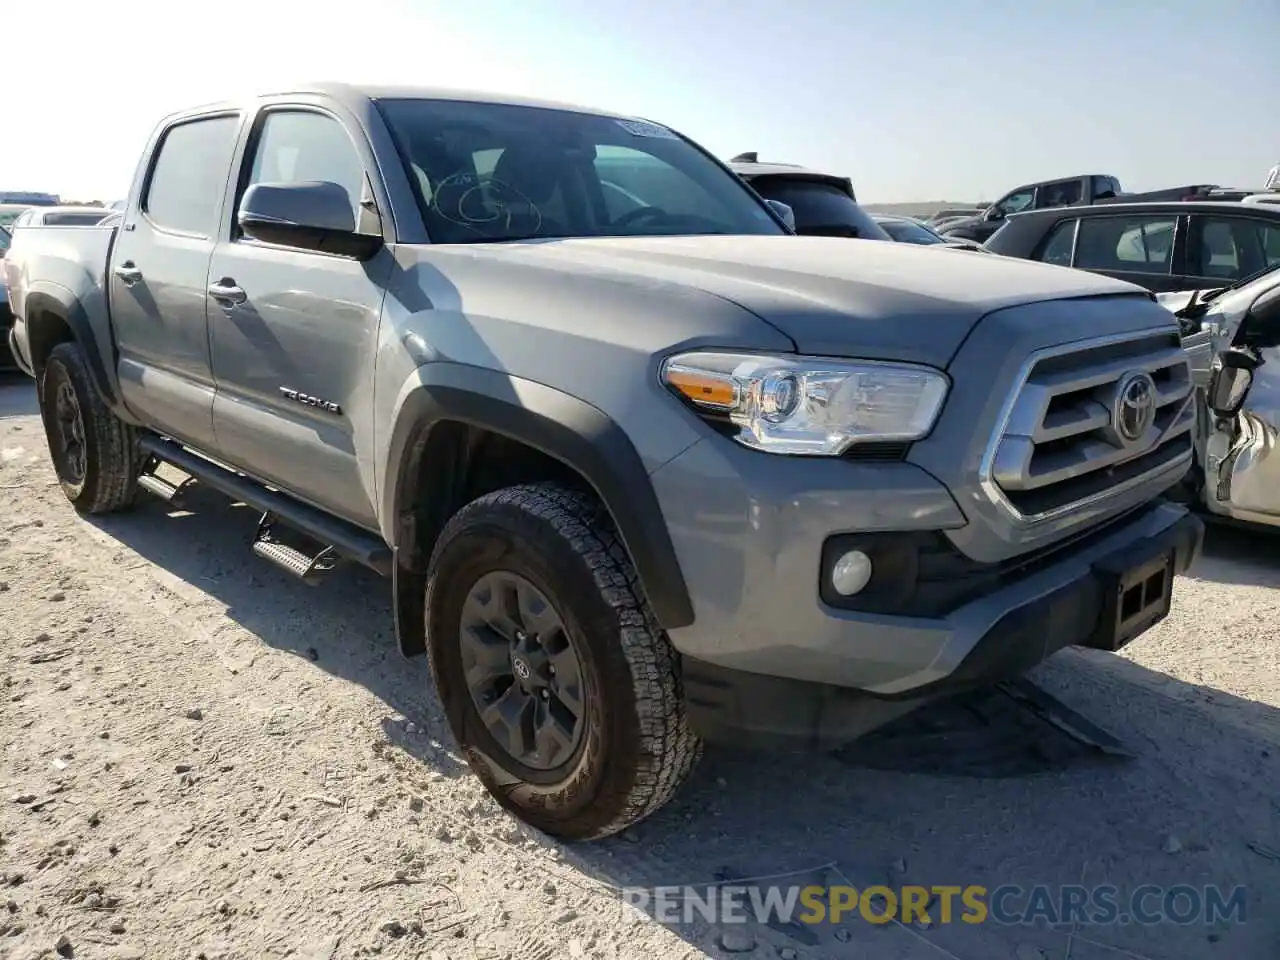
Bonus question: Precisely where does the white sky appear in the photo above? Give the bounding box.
[6,0,1278,203]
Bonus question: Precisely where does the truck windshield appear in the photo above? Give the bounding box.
[376,98,786,244]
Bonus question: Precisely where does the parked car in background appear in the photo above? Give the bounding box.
[5,82,1202,839]
[983,201,1280,293]
[1,193,64,230]
[8,205,112,228]
[0,225,14,369]
[1160,264,1280,529]
[727,153,891,240]
[1,205,33,230]
[873,214,990,252]
[0,191,59,205]
[942,175,1218,245]
[1242,192,1280,207]
[940,174,1124,243]
[927,206,985,227]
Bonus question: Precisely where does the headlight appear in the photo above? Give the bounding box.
[661,351,949,456]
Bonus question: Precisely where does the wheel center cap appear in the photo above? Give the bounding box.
[512,657,532,682]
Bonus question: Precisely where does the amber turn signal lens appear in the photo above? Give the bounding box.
[664,367,738,410]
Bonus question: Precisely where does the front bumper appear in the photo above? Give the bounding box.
[651,436,1203,747]
[680,505,1201,748]
[680,504,1201,748]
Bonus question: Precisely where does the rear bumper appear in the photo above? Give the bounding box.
[681,503,1203,749]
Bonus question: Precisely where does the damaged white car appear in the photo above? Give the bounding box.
[1162,265,1280,527]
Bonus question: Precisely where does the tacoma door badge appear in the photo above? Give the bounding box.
[279,387,342,415]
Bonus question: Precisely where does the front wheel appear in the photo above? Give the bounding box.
[39,341,141,514]
[426,483,702,840]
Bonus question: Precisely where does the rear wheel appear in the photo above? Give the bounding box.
[40,341,141,514]
[426,483,701,840]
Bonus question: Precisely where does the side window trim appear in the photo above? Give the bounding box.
[1064,217,1080,265]
[230,104,381,251]
[140,111,242,241]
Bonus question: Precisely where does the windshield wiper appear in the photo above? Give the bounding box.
[459,234,575,244]
[1203,262,1280,302]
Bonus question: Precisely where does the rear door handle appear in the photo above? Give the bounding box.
[207,279,247,306]
[114,262,143,285]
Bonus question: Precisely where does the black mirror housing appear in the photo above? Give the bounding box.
[238,181,383,260]
[764,199,796,232]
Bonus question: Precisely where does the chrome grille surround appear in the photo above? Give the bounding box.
[978,329,1195,526]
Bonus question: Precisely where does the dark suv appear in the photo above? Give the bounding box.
[728,153,891,241]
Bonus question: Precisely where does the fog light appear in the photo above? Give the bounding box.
[831,550,873,596]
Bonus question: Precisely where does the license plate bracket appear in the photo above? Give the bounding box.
[1085,547,1174,652]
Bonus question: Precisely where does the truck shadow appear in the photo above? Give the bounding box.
[86,489,1280,960]
[1185,519,1280,588]
[0,373,38,418]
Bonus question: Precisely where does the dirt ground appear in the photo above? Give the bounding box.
[2,372,1278,960]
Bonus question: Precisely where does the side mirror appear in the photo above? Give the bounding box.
[1239,283,1280,349]
[1207,347,1260,417]
[238,181,382,260]
[985,206,1005,222]
[765,199,796,232]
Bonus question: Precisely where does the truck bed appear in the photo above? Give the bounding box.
[3,222,117,338]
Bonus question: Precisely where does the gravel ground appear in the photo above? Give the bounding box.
[2,373,1278,960]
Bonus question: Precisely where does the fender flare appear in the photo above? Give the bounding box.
[23,286,123,409]
[384,362,696,631]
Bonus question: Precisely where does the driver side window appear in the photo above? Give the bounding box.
[243,110,366,230]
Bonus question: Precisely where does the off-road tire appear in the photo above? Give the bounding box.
[40,341,141,514]
[426,483,702,840]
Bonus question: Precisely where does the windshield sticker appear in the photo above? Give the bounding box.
[616,118,679,140]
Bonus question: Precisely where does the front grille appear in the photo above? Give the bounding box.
[984,331,1194,521]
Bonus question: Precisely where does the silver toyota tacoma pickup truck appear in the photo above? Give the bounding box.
[4,83,1203,840]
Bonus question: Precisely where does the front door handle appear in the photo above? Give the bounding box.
[207,279,247,306]
[114,262,143,285]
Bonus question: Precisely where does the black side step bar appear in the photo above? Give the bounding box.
[138,435,392,577]
[137,471,196,504]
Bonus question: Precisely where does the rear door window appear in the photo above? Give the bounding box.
[1035,180,1083,208]
[1036,219,1078,266]
[144,115,240,238]
[1074,216,1176,274]
[1188,215,1275,280]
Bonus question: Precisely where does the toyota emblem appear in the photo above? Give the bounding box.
[512,658,532,681]
[1112,371,1157,445]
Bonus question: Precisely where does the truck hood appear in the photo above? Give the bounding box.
[470,235,1145,367]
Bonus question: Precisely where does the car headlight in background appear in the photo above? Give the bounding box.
[661,351,949,455]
